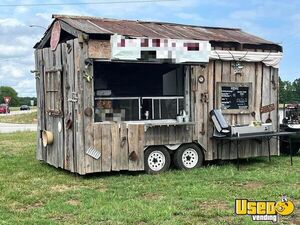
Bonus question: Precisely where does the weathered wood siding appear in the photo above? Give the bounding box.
[144,125,194,146]
[191,59,279,160]
[91,123,145,172]
[62,40,75,172]
[88,40,111,59]
[35,49,45,161]
[35,45,65,168]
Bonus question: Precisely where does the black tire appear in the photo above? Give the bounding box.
[173,143,204,170]
[144,146,171,174]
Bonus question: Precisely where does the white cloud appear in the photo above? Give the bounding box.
[0,63,27,78]
[14,6,28,14]
[176,12,205,23]
[0,18,24,27]
[0,45,29,58]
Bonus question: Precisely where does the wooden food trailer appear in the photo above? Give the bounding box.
[34,15,283,174]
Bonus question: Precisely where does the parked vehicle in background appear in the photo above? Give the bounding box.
[280,104,300,155]
[0,104,10,114]
[20,105,30,111]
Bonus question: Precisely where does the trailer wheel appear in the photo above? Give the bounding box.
[173,143,203,170]
[144,146,171,174]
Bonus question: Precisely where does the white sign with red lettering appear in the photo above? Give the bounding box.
[3,96,11,104]
[111,34,211,63]
[50,21,61,51]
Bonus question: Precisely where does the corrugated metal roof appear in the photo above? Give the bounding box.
[36,15,280,48]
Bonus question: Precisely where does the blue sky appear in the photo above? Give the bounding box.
[0,0,299,97]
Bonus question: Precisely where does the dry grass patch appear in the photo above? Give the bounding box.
[66,199,81,206]
[10,201,44,212]
[50,184,80,193]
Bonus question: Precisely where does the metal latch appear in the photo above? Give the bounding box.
[68,92,78,103]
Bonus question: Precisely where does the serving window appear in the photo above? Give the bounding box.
[93,62,186,122]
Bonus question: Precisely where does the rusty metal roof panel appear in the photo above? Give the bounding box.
[52,15,279,46]
[61,18,111,34]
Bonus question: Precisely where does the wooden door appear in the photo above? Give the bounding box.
[42,45,64,168]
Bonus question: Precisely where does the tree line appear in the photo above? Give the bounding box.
[279,78,300,104]
[0,86,36,107]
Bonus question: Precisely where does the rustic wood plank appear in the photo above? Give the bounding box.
[34,50,42,161]
[247,62,258,158]
[221,60,231,160]
[119,123,129,170]
[55,44,64,169]
[190,66,198,140]
[168,125,176,144]
[63,40,75,172]
[93,123,102,172]
[255,62,263,157]
[261,64,271,156]
[88,40,111,59]
[175,125,183,144]
[145,127,154,146]
[111,123,121,171]
[214,60,222,159]
[137,124,145,170]
[74,38,85,174]
[38,49,46,161]
[62,43,70,170]
[195,64,208,157]
[153,126,161,145]
[128,124,144,171]
[81,40,97,174]
[161,126,169,144]
[270,67,279,156]
[207,61,215,160]
[190,65,197,140]
[42,48,52,166]
[101,124,112,172]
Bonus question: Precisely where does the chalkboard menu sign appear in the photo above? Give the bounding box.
[217,82,252,114]
[221,86,249,109]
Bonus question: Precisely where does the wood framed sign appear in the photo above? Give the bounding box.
[217,82,253,114]
[260,104,275,113]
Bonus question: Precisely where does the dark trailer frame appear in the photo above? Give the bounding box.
[34,15,283,174]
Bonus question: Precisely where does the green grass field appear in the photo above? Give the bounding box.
[0,111,37,124]
[0,132,299,225]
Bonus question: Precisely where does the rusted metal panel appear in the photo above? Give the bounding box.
[51,15,278,46]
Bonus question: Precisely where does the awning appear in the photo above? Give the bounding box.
[210,50,282,68]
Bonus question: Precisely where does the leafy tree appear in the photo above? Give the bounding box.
[292,78,300,102]
[279,77,300,104]
[19,97,37,106]
[0,86,20,106]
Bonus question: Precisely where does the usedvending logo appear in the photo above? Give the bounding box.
[235,196,295,222]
